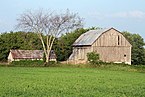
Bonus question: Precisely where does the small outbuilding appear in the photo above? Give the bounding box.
[68,28,132,64]
[8,50,56,62]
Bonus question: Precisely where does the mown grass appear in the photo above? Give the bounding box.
[0,66,145,97]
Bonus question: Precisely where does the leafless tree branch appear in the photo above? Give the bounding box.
[16,9,83,64]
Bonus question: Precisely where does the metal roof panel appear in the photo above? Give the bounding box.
[10,50,56,59]
[73,28,109,46]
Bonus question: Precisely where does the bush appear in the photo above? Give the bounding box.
[87,52,101,65]
[10,60,44,67]
[10,60,59,67]
[44,61,58,67]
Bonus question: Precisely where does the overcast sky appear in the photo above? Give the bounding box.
[0,0,145,39]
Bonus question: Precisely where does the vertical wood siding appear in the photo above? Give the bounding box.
[92,29,131,47]
[93,46,131,64]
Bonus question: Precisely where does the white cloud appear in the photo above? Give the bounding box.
[109,11,145,19]
[88,10,145,19]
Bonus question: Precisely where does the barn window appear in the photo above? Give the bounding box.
[118,35,120,45]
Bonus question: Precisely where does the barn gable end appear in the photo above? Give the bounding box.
[92,28,132,47]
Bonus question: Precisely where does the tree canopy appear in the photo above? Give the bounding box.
[0,32,43,61]
[122,32,145,65]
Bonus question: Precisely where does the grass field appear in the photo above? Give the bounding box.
[0,67,145,97]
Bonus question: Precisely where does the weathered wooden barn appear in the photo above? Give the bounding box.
[8,50,56,62]
[68,28,132,64]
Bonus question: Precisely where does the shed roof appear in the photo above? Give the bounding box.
[10,50,56,59]
[73,28,110,46]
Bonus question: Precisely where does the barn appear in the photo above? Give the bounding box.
[8,50,57,62]
[68,28,132,64]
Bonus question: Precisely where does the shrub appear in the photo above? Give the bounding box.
[10,60,59,67]
[10,60,44,67]
[87,52,101,65]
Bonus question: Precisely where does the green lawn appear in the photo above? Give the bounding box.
[0,67,145,97]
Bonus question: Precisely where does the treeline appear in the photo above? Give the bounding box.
[0,28,90,62]
[0,28,145,65]
[0,32,43,61]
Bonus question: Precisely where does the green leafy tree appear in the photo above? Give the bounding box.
[122,32,145,65]
[0,32,43,61]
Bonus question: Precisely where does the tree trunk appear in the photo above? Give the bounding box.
[44,55,49,66]
[45,50,51,66]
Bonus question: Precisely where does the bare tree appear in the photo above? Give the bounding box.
[17,9,83,65]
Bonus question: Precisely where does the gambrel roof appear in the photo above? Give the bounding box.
[73,28,109,46]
